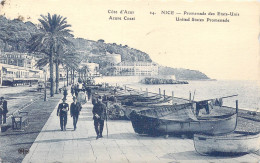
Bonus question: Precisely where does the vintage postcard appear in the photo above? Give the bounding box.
[0,0,259,162]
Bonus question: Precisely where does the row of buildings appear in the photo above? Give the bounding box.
[84,52,159,76]
[113,61,158,76]
[0,52,45,86]
[0,51,159,86]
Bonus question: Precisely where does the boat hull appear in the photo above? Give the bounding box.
[129,103,237,135]
[194,131,260,155]
[130,112,237,135]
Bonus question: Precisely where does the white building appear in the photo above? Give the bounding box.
[80,62,99,76]
[0,63,44,86]
[114,61,159,76]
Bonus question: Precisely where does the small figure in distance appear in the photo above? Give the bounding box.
[0,97,8,124]
[63,86,68,100]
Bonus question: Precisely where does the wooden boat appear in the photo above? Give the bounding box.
[194,131,260,156]
[129,103,238,136]
[132,95,189,107]
[124,96,190,119]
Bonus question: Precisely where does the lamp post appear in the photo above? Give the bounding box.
[44,69,47,101]
[64,76,65,87]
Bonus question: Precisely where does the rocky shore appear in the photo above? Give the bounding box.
[140,77,188,85]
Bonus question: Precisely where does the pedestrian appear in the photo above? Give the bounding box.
[92,96,97,105]
[63,86,68,100]
[71,85,75,96]
[86,87,92,101]
[57,98,69,131]
[0,99,3,125]
[1,97,8,124]
[70,96,82,131]
[92,96,107,139]
[75,84,79,97]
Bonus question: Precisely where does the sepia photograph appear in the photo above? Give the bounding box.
[0,0,259,162]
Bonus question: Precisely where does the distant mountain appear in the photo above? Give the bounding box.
[159,66,210,80]
[0,16,210,80]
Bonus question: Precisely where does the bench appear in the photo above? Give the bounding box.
[11,111,29,130]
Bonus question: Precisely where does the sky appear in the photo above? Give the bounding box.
[0,0,259,80]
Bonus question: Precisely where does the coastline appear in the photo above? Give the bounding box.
[95,76,260,112]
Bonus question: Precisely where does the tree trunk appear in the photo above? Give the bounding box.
[70,69,73,84]
[49,52,54,97]
[66,68,69,86]
[55,62,59,94]
[73,69,75,84]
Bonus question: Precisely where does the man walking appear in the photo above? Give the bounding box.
[1,97,8,124]
[70,96,82,131]
[92,96,107,139]
[63,86,68,100]
[71,85,75,96]
[57,98,69,131]
[86,87,92,101]
[0,99,3,125]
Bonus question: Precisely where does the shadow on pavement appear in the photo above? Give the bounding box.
[161,151,241,161]
[12,136,97,145]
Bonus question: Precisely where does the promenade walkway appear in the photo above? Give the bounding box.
[22,93,260,163]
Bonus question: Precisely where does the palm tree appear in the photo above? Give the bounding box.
[54,45,76,94]
[35,49,80,93]
[29,13,73,97]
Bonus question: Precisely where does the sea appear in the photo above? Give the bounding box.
[95,76,260,112]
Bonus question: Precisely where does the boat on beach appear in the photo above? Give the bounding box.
[129,102,238,136]
[124,96,190,119]
[193,131,260,156]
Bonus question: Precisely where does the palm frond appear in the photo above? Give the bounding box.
[35,56,49,68]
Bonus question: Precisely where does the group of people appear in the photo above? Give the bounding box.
[57,96,82,131]
[0,97,8,125]
[70,83,92,101]
[57,85,107,140]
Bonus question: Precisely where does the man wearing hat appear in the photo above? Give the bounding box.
[0,97,8,124]
[57,98,69,131]
[70,96,82,130]
[92,96,107,139]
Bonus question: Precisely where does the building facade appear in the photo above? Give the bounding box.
[0,63,44,86]
[0,52,36,69]
[113,61,159,76]
[0,52,43,86]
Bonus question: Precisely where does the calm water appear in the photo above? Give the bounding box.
[96,76,260,111]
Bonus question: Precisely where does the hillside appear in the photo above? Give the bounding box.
[70,38,152,62]
[0,16,39,52]
[159,66,210,80]
[0,16,210,80]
